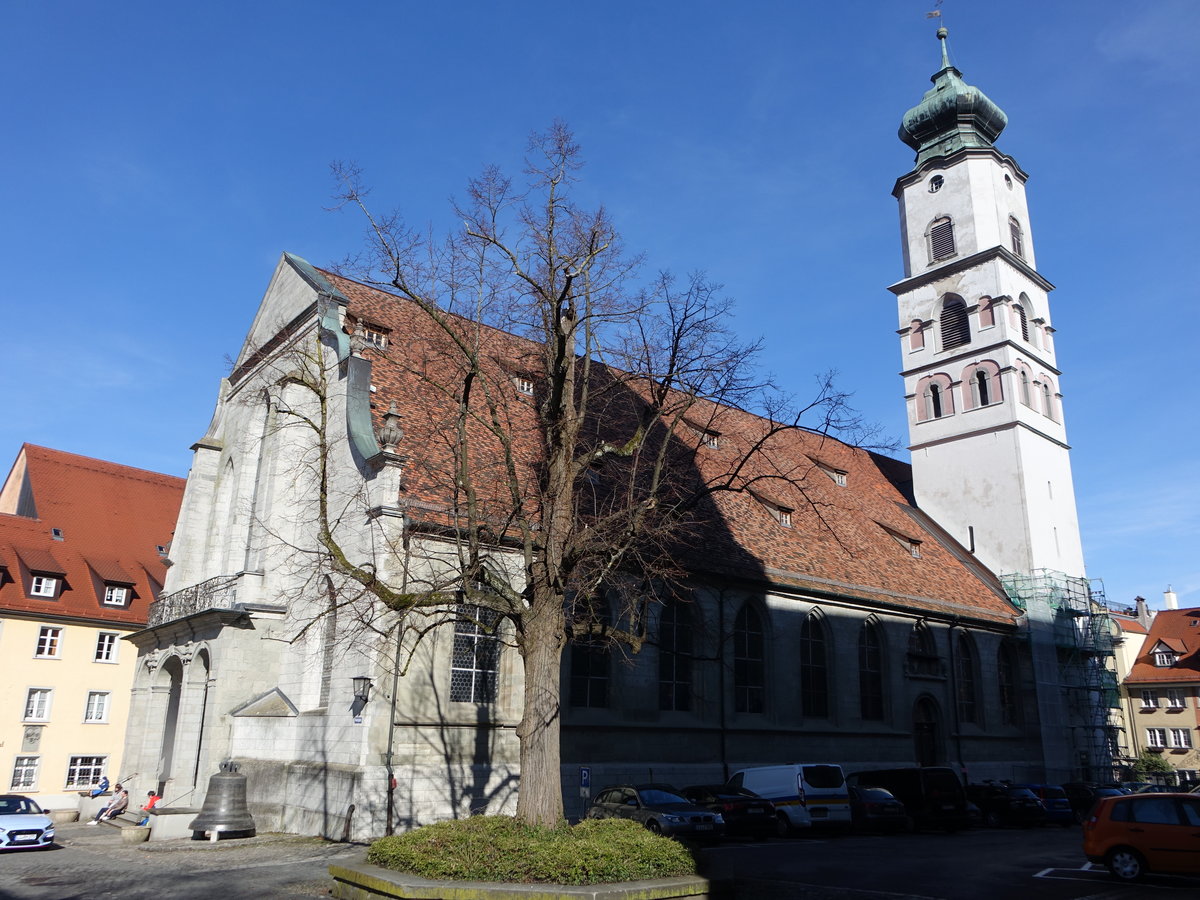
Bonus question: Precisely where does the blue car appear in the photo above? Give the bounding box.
[1013,783,1073,826]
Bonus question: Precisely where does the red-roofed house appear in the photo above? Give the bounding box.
[1123,608,1200,779]
[0,445,183,808]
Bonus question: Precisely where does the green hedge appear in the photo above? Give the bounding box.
[366,816,697,885]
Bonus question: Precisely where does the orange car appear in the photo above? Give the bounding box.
[1082,792,1200,881]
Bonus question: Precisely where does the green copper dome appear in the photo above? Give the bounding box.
[899,28,1007,166]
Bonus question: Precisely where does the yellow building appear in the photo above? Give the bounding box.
[0,445,183,809]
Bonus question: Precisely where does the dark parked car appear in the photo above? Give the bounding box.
[848,785,910,832]
[1013,783,1074,826]
[965,783,1046,828]
[1062,782,1127,824]
[846,767,969,832]
[680,785,775,840]
[587,784,724,840]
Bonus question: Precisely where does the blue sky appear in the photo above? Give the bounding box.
[3,1,1197,611]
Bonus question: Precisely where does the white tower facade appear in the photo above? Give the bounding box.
[889,29,1085,580]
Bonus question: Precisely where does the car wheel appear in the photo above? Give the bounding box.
[775,812,791,838]
[645,819,662,835]
[983,810,1001,828]
[1106,847,1146,882]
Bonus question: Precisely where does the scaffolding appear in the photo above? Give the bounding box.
[1001,569,1128,783]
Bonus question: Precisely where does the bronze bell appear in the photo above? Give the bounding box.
[188,761,256,838]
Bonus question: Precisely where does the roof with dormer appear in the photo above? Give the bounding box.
[1125,608,1200,684]
[290,259,1023,628]
[0,444,184,626]
[899,28,1008,167]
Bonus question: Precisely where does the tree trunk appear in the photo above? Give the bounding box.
[514,607,566,827]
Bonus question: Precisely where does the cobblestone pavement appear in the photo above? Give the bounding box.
[0,821,365,899]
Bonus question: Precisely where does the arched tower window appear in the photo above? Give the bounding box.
[1013,300,1030,341]
[1009,217,1025,258]
[963,361,1002,409]
[917,374,954,421]
[1039,377,1057,421]
[658,600,693,712]
[954,633,978,724]
[940,296,970,349]
[858,620,884,721]
[928,216,956,261]
[1017,363,1034,407]
[734,605,765,714]
[799,612,830,718]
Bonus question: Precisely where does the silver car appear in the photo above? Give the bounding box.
[0,795,55,850]
[587,783,724,839]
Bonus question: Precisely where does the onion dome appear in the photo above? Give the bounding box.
[899,28,1007,166]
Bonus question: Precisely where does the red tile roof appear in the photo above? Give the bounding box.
[1115,617,1149,635]
[0,445,185,626]
[1125,608,1200,684]
[317,270,1020,628]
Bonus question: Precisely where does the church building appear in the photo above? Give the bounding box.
[119,30,1108,840]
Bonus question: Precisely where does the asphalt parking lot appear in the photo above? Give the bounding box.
[3,820,1199,900]
[697,824,1200,899]
[0,821,362,900]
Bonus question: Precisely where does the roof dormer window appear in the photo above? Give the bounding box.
[30,575,58,598]
[514,376,535,396]
[751,492,793,528]
[881,524,922,559]
[1154,650,1179,668]
[103,585,129,607]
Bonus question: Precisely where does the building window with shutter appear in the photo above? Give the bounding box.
[1013,301,1030,341]
[928,217,956,261]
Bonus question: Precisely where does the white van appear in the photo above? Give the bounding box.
[727,763,851,833]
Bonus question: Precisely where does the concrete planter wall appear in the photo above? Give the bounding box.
[49,809,80,824]
[329,858,713,900]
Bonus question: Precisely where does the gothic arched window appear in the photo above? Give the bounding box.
[998,642,1021,725]
[858,620,884,721]
[799,613,830,718]
[954,633,978,724]
[940,297,970,349]
[1018,365,1034,407]
[734,605,766,714]
[906,621,940,677]
[658,600,693,712]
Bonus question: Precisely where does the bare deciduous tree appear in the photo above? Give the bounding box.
[275,122,866,827]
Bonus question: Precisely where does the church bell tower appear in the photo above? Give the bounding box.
[889,28,1085,580]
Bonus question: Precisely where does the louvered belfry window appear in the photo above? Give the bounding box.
[1014,303,1030,341]
[940,298,970,349]
[929,217,956,261]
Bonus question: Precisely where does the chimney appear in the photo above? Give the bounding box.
[1134,596,1152,627]
[1164,586,1179,611]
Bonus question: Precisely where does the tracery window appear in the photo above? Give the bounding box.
[998,642,1021,725]
[954,634,978,724]
[858,621,884,721]
[734,605,765,714]
[799,613,830,718]
[450,603,500,704]
[658,600,693,712]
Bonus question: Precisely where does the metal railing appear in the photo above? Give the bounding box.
[148,574,241,627]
